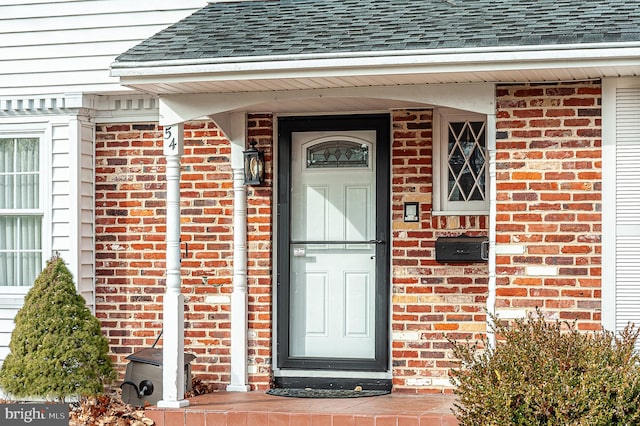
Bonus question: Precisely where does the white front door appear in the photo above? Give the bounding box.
[289,130,377,359]
[276,114,390,377]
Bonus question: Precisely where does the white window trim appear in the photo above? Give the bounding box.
[0,126,51,292]
[432,108,489,215]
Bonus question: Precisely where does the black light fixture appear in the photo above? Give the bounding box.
[243,140,265,185]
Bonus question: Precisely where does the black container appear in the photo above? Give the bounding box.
[121,348,196,406]
[435,235,489,263]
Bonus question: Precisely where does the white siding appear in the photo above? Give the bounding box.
[615,85,640,331]
[0,115,99,365]
[51,122,73,264]
[74,117,97,308]
[602,77,640,339]
[0,300,20,365]
[48,117,96,306]
[0,0,207,96]
[0,0,204,366]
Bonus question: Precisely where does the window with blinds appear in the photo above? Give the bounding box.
[0,137,42,287]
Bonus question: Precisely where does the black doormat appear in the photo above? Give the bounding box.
[266,388,390,398]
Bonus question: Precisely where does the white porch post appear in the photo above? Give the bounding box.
[486,112,497,349]
[226,113,251,392]
[158,123,189,408]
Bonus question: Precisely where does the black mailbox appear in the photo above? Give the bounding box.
[435,235,488,263]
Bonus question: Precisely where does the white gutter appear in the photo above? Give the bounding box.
[112,41,640,69]
[111,42,640,78]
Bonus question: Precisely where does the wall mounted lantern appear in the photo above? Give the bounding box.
[243,140,265,185]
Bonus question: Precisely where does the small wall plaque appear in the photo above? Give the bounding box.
[403,202,419,222]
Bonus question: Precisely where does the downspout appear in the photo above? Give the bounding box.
[486,111,497,349]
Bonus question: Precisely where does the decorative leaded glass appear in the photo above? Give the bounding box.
[447,121,486,202]
[307,140,368,168]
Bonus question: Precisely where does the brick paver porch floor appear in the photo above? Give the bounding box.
[146,391,459,426]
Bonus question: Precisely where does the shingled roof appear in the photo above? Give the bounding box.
[115,0,640,64]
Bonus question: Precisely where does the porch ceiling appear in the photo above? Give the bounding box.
[156,82,497,125]
[223,96,428,114]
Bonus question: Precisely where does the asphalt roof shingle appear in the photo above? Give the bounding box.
[115,0,640,63]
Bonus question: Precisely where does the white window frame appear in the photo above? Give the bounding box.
[0,129,48,291]
[433,108,489,215]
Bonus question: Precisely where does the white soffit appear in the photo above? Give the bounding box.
[112,44,640,95]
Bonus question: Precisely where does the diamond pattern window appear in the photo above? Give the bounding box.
[447,121,486,202]
[433,111,488,214]
[306,140,368,168]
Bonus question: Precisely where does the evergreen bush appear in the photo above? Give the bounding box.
[450,311,640,425]
[0,255,115,401]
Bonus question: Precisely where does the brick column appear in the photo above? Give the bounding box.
[494,81,602,328]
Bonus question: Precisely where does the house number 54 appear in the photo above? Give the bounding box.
[163,123,184,156]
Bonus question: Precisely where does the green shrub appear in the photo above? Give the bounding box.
[449,311,640,426]
[0,256,115,401]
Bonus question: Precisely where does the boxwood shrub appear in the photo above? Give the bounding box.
[0,256,114,401]
[449,311,640,425]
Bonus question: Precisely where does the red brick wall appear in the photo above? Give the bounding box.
[391,110,488,393]
[95,121,235,389]
[246,114,274,390]
[95,118,275,391]
[495,81,602,328]
[94,82,602,393]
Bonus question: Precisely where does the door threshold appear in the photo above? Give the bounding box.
[273,376,392,391]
